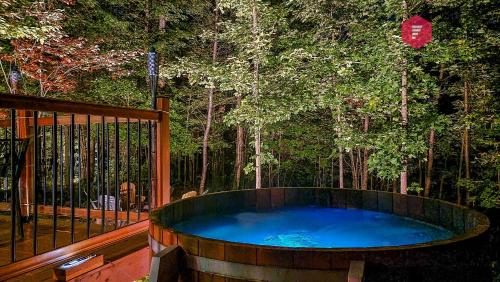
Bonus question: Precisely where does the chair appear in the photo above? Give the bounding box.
[119,182,137,210]
[91,195,120,211]
[181,190,197,199]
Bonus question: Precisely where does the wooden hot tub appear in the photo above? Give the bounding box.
[149,188,489,282]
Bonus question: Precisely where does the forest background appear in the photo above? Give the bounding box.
[0,0,498,209]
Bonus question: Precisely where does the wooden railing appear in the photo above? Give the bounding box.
[0,93,170,270]
[0,94,160,120]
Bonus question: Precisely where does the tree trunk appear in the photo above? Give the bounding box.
[424,128,435,197]
[159,16,166,33]
[278,132,281,187]
[177,155,181,183]
[370,174,373,190]
[331,156,334,188]
[357,148,362,189]
[418,160,423,192]
[233,116,244,190]
[268,148,273,188]
[255,129,261,189]
[424,64,444,198]
[361,117,369,190]
[350,150,358,189]
[199,5,219,194]
[336,111,344,189]
[457,135,464,205]
[464,79,471,204]
[400,0,409,194]
[145,0,150,34]
[439,174,444,200]
[183,155,187,188]
[191,155,195,187]
[318,156,322,187]
[195,152,198,182]
[251,3,261,189]
[242,125,250,189]
[339,148,344,188]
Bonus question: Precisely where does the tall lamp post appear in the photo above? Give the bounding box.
[147,48,158,209]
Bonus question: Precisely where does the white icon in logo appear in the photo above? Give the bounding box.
[411,25,423,39]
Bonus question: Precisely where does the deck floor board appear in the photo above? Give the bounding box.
[0,214,137,267]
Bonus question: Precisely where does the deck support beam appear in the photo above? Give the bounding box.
[18,110,32,219]
[155,97,170,207]
[347,260,365,282]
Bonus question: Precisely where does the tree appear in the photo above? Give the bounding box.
[1,0,496,210]
[0,0,58,44]
[218,0,283,189]
[400,0,409,194]
[200,2,220,194]
[1,2,140,97]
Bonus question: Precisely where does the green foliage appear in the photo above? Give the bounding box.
[0,0,497,208]
[0,0,60,45]
[408,182,424,194]
[89,76,149,108]
[478,183,500,208]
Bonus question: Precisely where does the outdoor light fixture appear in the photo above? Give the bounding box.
[148,48,159,110]
[59,254,98,269]
[53,254,104,281]
[9,69,21,84]
[9,66,21,94]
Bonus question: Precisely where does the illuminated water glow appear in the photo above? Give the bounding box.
[172,207,454,248]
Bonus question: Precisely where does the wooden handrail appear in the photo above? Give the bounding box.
[0,94,160,120]
[0,116,140,128]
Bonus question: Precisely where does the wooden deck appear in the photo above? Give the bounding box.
[4,230,149,282]
[0,94,170,281]
[0,213,136,267]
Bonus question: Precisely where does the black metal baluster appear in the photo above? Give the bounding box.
[147,121,152,213]
[51,113,58,249]
[96,123,100,219]
[10,109,16,263]
[86,115,91,238]
[59,125,63,207]
[137,121,142,221]
[106,123,110,210]
[114,117,119,229]
[77,125,82,208]
[3,128,7,202]
[101,116,105,233]
[33,111,39,255]
[69,114,75,243]
[126,119,130,225]
[42,127,46,206]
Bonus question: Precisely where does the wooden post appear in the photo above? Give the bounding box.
[10,72,32,218]
[18,110,32,218]
[156,97,170,206]
[149,245,184,282]
[347,260,365,282]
